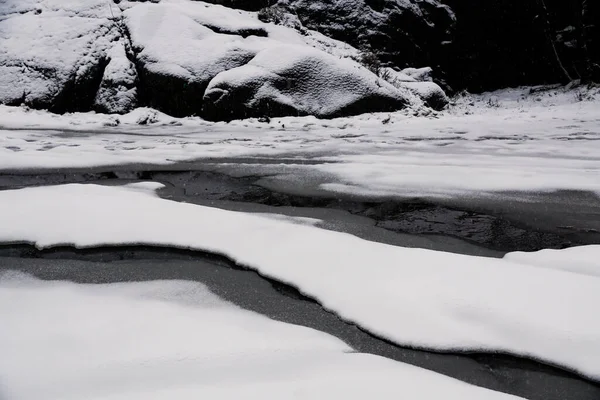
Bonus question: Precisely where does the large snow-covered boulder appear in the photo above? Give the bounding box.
[122,0,268,117]
[0,0,137,113]
[202,45,411,120]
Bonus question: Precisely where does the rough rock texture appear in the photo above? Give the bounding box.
[202,45,411,121]
[278,0,455,76]
[94,42,139,114]
[379,67,448,110]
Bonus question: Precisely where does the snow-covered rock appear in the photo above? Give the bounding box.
[203,45,411,120]
[0,0,134,113]
[122,0,265,116]
[379,67,448,110]
[401,67,434,82]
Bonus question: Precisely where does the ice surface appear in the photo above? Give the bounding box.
[0,183,599,381]
[0,272,521,400]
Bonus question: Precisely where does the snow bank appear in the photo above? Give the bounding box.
[203,45,411,120]
[1,183,599,381]
[0,272,520,400]
[1,87,599,199]
[505,246,600,277]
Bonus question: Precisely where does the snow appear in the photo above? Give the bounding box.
[123,1,262,83]
[401,67,434,82]
[505,246,600,277]
[0,86,599,198]
[1,183,599,381]
[0,272,521,400]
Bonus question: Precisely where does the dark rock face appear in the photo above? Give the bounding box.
[200,0,276,11]
[279,0,455,74]
[280,0,599,92]
[441,0,600,92]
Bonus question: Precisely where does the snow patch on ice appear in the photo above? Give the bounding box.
[1,183,599,381]
[0,272,521,400]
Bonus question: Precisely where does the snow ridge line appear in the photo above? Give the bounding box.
[1,240,598,390]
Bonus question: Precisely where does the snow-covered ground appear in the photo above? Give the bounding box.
[504,245,600,277]
[1,182,599,382]
[0,272,522,400]
[1,86,599,198]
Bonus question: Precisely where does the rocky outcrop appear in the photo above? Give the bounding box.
[379,67,448,110]
[122,1,262,116]
[0,0,444,119]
